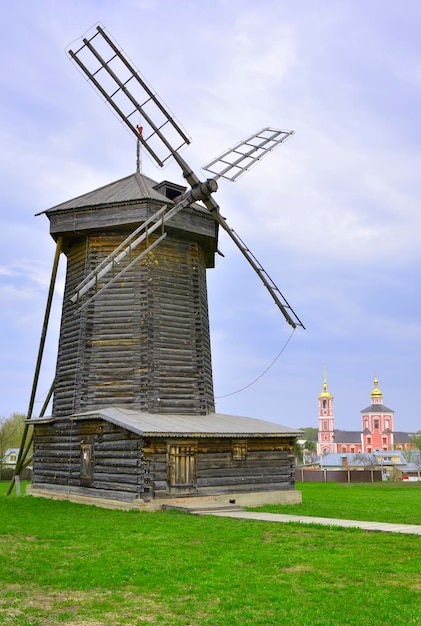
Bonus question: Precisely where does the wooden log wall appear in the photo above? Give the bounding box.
[53,230,215,417]
[32,419,145,501]
[146,437,296,497]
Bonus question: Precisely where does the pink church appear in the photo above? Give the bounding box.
[317,373,410,457]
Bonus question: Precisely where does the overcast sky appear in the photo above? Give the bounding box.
[1,0,421,435]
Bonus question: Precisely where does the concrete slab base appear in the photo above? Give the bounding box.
[27,485,302,511]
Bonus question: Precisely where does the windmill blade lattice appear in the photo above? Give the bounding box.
[67,24,304,329]
[68,24,190,169]
[202,127,294,182]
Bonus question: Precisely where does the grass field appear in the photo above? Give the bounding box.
[1,482,420,625]
[249,480,421,524]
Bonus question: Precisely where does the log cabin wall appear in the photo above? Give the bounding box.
[146,436,296,498]
[32,417,297,502]
[53,231,215,417]
[32,419,145,501]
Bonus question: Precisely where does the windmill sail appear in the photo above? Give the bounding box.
[67,24,304,329]
[68,24,190,168]
[202,128,294,182]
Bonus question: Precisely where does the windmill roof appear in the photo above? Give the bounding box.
[37,172,174,215]
[29,407,302,439]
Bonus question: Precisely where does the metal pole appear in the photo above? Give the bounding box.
[7,237,63,495]
[16,378,55,477]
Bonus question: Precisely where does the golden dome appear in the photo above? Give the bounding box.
[319,367,332,399]
[371,376,382,398]
[319,387,332,399]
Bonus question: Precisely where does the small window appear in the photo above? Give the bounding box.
[323,421,328,430]
[232,441,247,461]
[374,419,379,429]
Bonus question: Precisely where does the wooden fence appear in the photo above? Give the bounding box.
[296,468,382,483]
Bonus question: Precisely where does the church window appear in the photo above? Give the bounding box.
[323,421,328,430]
[374,419,379,429]
[341,445,346,453]
[322,400,327,409]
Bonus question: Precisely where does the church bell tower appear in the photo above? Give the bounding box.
[317,368,336,456]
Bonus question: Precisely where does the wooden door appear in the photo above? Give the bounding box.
[80,443,94,486]
[168,443,197,493]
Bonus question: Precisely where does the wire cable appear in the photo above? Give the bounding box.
[215,327,296,398]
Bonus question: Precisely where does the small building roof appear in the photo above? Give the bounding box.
[320,450,411,467]
[373,450,406,462]
[3,448,19,456]
[29,407,302,439]
[320,453,377,467]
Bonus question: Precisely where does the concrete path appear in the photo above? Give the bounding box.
[164,504,421,535]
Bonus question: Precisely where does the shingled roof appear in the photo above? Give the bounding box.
[37,172,184,214]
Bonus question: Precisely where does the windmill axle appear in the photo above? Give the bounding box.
[174,179,218,206]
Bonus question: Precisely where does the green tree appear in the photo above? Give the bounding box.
[0,413,26,477]
[411,431,421,451]
[300,427,318,442]
[294,441,303,463]
[305,440,317,453]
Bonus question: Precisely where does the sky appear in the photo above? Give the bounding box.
[1,0,421,435]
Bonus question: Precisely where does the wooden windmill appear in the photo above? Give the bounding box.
[13,25,305,507]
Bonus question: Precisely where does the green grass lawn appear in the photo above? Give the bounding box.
[0,483,420,625]
[250,481,421,524]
